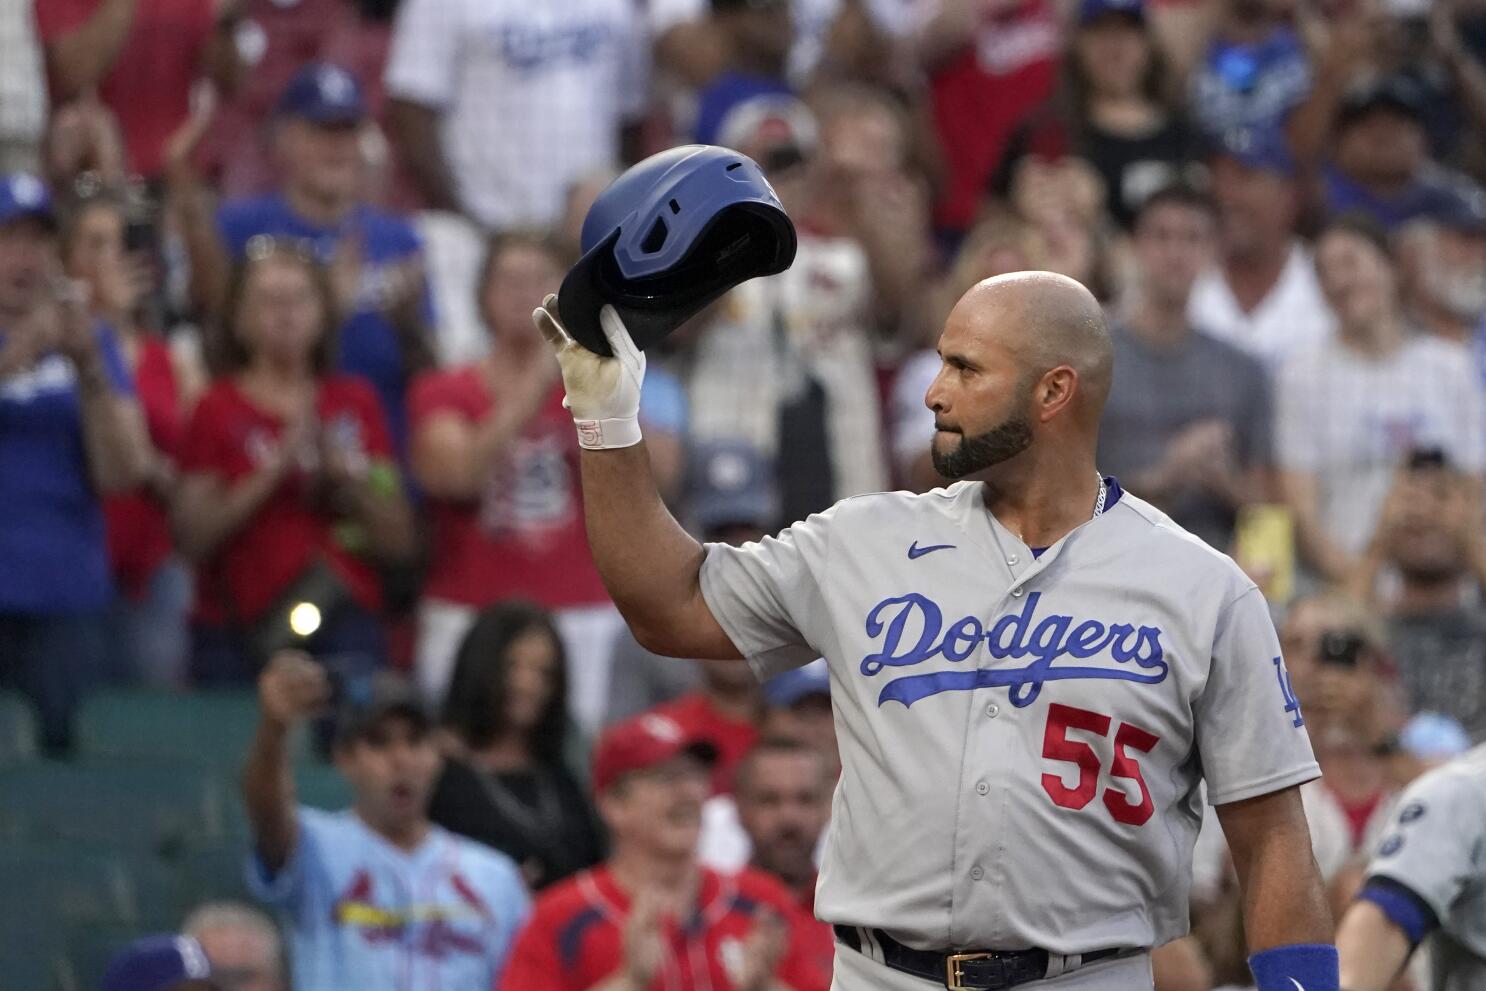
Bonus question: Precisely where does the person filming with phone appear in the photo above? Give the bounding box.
[242,651,531,991]
[0,172,150,753]
[173,240,415,685]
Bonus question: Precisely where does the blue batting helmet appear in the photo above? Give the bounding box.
[557,145,797,356]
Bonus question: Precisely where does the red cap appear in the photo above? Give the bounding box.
[591,712,718,794]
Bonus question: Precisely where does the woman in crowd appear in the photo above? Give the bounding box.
[409,231,683,732]
[174,239,415,684]
[1004,0,1194,232]
[61,188,201,687]
[1277,215,1486,585]
[429,601,604,891]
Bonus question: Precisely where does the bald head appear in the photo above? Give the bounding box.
[955,272,1113,416]
[927,272,1112,479]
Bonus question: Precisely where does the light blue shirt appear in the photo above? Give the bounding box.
[248,807,530,991]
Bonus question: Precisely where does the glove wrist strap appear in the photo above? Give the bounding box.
[574,416,642,450]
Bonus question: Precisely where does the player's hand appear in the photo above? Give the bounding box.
[531,293,645,450]
[734,908,789,991]
[258,650,332,729]
[620,887,670,987]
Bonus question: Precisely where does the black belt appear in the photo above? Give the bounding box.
[833,924,1126,991]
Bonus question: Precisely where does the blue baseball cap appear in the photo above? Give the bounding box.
[276,62,366,124]
[690,439,779,534]
[1210,127,1297,179]
[102,934,213,991]
[1078,0,1146,25]
[0,173,55,228]
[764,659,830,708]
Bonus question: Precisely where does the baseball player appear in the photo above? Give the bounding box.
[531,271,1336,990]
[1336,743,1486,990]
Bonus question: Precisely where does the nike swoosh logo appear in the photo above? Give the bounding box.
[907,541,956,559]
[1290,980,1306,991]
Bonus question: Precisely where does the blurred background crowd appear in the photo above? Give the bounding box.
[3,0,1486,988]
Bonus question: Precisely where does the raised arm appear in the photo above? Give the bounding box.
[1216,786,1338,990]
[532,298,740,661]
[243,651,329,875]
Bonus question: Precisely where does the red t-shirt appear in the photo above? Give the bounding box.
[35,0,215,179]
[104,337,180,599]
[929,0,1059,231]
[177,375,392,625]
[502,866,832,991]
[409,367,609,610]
[647,693,759,797]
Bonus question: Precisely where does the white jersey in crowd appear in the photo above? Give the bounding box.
[1186,241,1334,371]
[699,480,1319,954]
[1275,334,1486,558]
[1364,743,1486,991]
[385,0,647,229]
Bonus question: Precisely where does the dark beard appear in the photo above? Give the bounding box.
[931,413,1035,479]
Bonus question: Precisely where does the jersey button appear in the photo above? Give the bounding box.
[975,781,989,795]
[1006,554,1019,565]
[970,866,984,881]
[985,703,1000,718]
[1010,586,1024,597]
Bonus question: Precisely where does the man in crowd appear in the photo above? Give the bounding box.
[243,651,530,990]
[733,737,836,980]
[699,661,836,873]
[503,711,831,991]
[1188,126,1333,369]
[734,738,832,915]
[1398,201,1486,358]
[693,0,795,146]
[174,62,432,455]
[384,0,647,229]
[1101,182,1272,551]
[1322,74,1486,230]
[1355,453,1486,742]
[182,901,286,991]
[0,173,148,752]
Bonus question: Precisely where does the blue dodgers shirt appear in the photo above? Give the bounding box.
[0,324,133,614]
[248,807,530,991]
[217,193,432,455]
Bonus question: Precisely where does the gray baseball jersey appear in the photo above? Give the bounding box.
[1365,744,1486,991]
[699,479,1319,954]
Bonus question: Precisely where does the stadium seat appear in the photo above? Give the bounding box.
[76,689,307,768]
[0,844,138,931]
[0,759,229,855]
[171,842,254,912]
[0,689,37,768]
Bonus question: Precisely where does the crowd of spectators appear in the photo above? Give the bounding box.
[7,0,1486,988]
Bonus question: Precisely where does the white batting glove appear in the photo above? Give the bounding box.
[531,293,645,450]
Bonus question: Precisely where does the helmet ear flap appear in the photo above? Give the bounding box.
[558,145,797,357]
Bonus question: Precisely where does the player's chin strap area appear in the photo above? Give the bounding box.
[832,924,1135,990]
